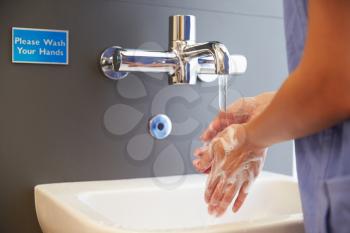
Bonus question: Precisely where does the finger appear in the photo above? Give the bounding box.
[202,166,211,174]
[209,178,226,207]
[192,159,211,173]
[248,153,265,178]
[193,147,206,158]
[213,184,237,217]
[200,113,233,142]
[194,146,211,160]
[201,113,251,143]
[232,181,249,213]
[194,136,226,174]
[200,121,224,142]
[192,159,201,171]
[208,182,225,215]
[252,158,264,178]
[192,150,212,172]
[205,175,220,204]
[208,204,216,215]
[251,161,259,178]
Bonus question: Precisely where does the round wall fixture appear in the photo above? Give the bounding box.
[149,114,172,140]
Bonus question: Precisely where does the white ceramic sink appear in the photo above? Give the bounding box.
[35,172,304,233]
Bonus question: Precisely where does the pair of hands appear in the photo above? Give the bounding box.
[193,92,274,217]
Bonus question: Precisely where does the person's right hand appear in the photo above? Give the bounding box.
[193,92,274,173]
[204,123,267,216]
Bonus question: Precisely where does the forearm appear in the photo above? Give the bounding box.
[245,67,350,148]
[244,0,350,148]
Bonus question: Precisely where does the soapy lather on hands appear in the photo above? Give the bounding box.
[193,93,274,216]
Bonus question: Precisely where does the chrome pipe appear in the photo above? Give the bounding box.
[169,15,196,44]
[117,49,178,73]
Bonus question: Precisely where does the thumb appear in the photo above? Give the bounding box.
[201,112,249,142]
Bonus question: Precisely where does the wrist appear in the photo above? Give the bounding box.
[242,122,270,150]
[258,91,276,99]
[256,91,276,106]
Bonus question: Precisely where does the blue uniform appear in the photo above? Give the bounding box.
[284,1,350,233]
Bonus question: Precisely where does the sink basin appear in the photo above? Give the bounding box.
[35,172,304,233]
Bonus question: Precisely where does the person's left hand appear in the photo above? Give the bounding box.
[204,124,267,217]
[193,93,274,174]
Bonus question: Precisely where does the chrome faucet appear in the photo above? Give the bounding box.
[100,15,247,84]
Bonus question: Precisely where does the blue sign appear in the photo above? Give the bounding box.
[12,27,69,65]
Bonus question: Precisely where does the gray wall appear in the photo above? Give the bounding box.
[0,0,291,232]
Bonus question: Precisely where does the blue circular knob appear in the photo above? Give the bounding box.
[149,114,172,140]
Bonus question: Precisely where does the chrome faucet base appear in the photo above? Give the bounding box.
[100,15,247,84]
[100,47,129,80]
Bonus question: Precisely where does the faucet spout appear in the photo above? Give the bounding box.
[184,42,231,75]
